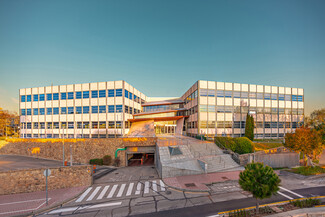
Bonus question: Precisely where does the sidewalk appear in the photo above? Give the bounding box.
[266,206,325,216]
[0,186,87,217]
[163,170,241,191]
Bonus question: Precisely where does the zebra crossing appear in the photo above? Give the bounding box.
[75,180,166,203]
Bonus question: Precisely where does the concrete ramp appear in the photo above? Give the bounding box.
[127,120,156,137]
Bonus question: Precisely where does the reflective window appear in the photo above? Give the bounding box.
[83,122,89,129]
[108,121,115,128]
[21,109,26,115]
[33,95,38,102]
[116,89,122,97]
[200,89,207,97]
[298,95,303,102]
[76,107,82,114]
[225,91,232,98]
[33,108,38,115]
[68,107,74,114]
[61,92,67,100]
[47,108,52,115]
[99,121,106,129]
[92,106,98,113]
[125,90,129,98]
[83,91,89,99]
[76,92,82,99]
[68,122,74,129]
[77,122,82,129]
[217,90,224,97]
[116,105,123,113]
[285,95,291,101]
[264,93,271,100]
[233,91,240,98]
[40,108,45,115]
[108,89,115,97]
[99,90,106,98]
[249,92,256,99]
[53,122,59,129]
[40,122,45,129]
[279,94,285,101]
[21,95,26,102]
[61,107,67,114]
[27,95,31,102]
[92,122,99,129]
[292,95,297,101]
[99,106,106,113]
[200,105,207,112]
[129,92,133,100]
[92,90,98,98]
[53,107,59,115]
[53,93,59,100]
[108,105,115,113]
[241,92,248,99]
[271,94,277,100]
[38,94,44,101]
[68,92,74,99]
[83,106,89,114]
[47,94,52,101]
[116,121,122,129]
[257,93,263,100]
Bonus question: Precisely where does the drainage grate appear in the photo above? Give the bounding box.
[184,183,196,187]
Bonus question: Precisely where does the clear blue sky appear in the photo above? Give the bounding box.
[0,0,324,115]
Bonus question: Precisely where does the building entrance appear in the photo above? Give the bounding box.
[127,153,155,166]
[154,121,176,135]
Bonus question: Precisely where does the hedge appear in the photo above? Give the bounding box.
[215,136,254,154]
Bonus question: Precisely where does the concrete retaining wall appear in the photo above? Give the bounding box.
[0,165,91,195]
[0,138,157,167]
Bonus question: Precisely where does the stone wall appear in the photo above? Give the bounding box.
[0,165,91,195]
[239,146,300,168]
[0,138,157,167]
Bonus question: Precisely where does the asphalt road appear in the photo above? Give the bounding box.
[131,186,325,217]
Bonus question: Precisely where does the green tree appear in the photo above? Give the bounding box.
[245,113,254,141]
[239,162,280,214]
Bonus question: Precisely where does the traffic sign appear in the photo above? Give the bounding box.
[43,169,51,177]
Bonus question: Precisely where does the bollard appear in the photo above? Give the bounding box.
[93,165,97,173]
[64,160,67,166]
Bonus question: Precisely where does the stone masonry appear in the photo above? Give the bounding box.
[0,165,91,195]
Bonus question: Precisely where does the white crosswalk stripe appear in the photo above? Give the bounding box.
[87,186,101,201]
[116,184,126,197]
[278,191,294,200]
[144,181,150,194]
[152,180,157,192]
[135,182,142,195]
[76,187,92,203]
[160,180,165,191]
[97,185,109,200]
[107,184,118,198]
[279,187,303,198]
[75,180,166,203]
[126,183,134,196]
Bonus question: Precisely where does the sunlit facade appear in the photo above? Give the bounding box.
[182,81,304,139]
[19,80,304,139]
[19,80,146,138]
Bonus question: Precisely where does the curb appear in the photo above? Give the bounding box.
[9,186,90,217]
[217,196,325,215]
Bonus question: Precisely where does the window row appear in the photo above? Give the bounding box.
[199,89,303,102]
[185,90,198,104]
[199,121,303,129]
[21,105,141,115]
[21,121,131,129]
[199,105,304,115]
[21,134,123,138]
[21,89,145,103]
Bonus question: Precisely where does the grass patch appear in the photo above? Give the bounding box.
[289,166,325,176]
[290,198,321,208]
[254,138,283,142]
[254,142,283,151]
[0,140,8,149]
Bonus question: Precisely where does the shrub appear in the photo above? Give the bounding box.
[290,198,321,208]
[89,158,103,165]
[102,155,112,165]
[234,137,254,154]
[113,157,121,167]
[215,137,236,151]
[289,166,325,176]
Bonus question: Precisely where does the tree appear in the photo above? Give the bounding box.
[239,162,280,214]
[0,108,19,137]
[245,113,254,141]
[306,109,325,145]
[284,127,323,166]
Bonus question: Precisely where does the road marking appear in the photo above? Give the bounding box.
[160,180,165,191]
[278,191,294,200]
[86,186,101,201]
[48,207,78,214]
[152,180,157,192]
[126,183,134,196]
[0,199,49,215]
[135,182,142,195]
[0,198,46,206]
[76,187,92,203]
[144,181,150,194]
[97,185,110,200]
[48,202,122,214]
[107,184,118,198]
[279,187,303,198]
[116,184,126,197]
